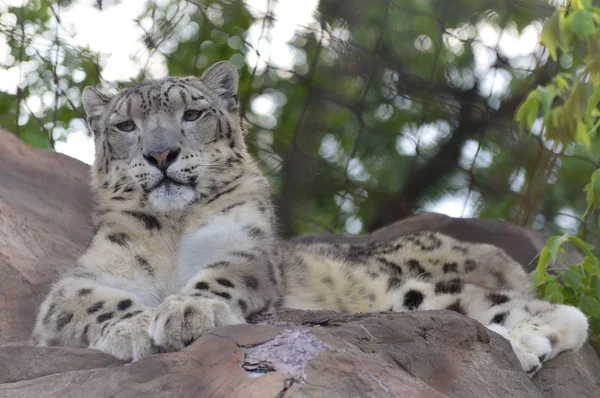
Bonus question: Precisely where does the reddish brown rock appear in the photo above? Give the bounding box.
[0,128,599,397]
[0,312,539,398]
[0,129,92,344]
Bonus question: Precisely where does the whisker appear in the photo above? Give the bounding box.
[195,162,229,166]
[202,164,232,169]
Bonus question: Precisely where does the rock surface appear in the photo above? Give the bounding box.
[0,129,93,344]
[0,128,599,397]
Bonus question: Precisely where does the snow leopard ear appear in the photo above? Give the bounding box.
[200,61,239,111]
[82,87,112,117]
[82,87,113,136]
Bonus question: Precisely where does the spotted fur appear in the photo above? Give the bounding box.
[32,62,588,377]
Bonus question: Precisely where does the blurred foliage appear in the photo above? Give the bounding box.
[1,0,599,246]
[528,0,600,338]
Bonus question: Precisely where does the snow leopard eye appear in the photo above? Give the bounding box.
[115,120,136,132]
[183,109,203,122]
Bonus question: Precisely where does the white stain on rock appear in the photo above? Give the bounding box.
[242,328,327,381]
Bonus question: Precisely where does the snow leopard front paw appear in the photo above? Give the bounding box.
[489,303,589,378]
[487,323,543,377]
[148,294,246,351]
[89,310,159,361]
[511,342,544,377]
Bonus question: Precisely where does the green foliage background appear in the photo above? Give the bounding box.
[523,0,600,338]
[0,0,599,254]
[1,0,571,237]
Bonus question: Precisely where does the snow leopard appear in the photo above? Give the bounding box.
[32,61,588,377]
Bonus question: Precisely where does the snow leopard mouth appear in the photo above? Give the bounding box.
[148,176,194,193]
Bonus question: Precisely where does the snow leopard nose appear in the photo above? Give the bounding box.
[144,147,181,171]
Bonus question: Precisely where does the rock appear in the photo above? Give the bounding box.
[0,311,539,398]
[0,128,599,397]
[0,129,92,344]
[532,342,600,397]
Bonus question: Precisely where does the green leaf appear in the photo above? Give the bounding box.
[576,121,591,148]
[589,316,600,336]
[585,85,600,121]
[537,85,556,115]
[572,0,592,10]
[544,282,565,304]
[515,91,540,132]
[561,286,577,302]
[565,82,594,120]
[532,272,556,289]
[547,234,570,263]
[541,11,561,61]
[568,236,596,257]
[591,275,600,298]
[562,269,584,292]
[536,235,571,283]
[571,10,596,39]
[584,169,600,215]
[583,256,600,275]
[525,96,539,130]
[536,247,552,280]
[555,75,570,91]
[580,295,600,318]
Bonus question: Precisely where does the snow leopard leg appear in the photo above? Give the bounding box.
[388,278,588,377]
[149,203,283,351]
[32,275,160,361]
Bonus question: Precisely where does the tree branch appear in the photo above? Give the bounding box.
[368,66,554,230]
